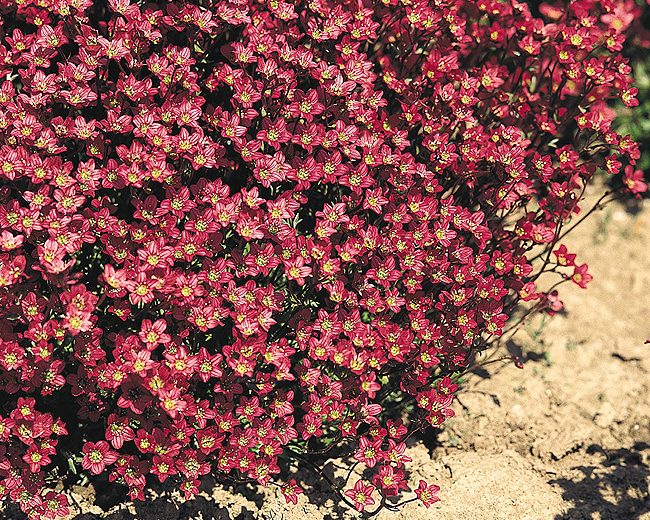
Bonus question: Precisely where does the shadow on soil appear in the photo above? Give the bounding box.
[2,478,263,520]
[551,442,650,520]
[73,496,238,520]
[84,476,268,520]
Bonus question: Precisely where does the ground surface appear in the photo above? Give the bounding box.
[4,188,650,520]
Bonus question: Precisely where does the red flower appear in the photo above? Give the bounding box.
[353,436,383,468]
[414,479,441,508]
[105,414,135,449]
[553,245,577,267]
[372,465,408,496]
[42,492,70,520]
[23,445,52,472]
[82,441,118,475]
[344,480,376,512]
[571,263,593,289]
[623,166,647,195]
[283,255,312,286]
[138,319,171,350]
[0,0,642,515]
[280,479,303,505]
[180,479,200,500]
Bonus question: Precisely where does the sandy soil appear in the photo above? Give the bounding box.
[3,187,649,520]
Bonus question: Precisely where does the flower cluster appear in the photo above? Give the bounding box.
[0,0,643,516]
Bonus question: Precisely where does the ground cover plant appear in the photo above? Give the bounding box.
[0,0,646,517]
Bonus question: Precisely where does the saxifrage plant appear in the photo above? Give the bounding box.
[0,0,646,517]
